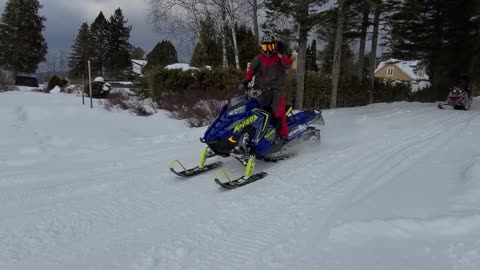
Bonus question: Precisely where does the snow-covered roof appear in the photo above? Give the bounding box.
[132,60,147,66]
[132,60,147,75]
[375,59,429,81]
[165,63,198,71]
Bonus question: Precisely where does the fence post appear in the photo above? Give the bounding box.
[81,74,85,105]
[88,60,93,108]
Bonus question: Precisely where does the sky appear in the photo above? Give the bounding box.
[0,0,192,62]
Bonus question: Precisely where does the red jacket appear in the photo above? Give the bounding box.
[243,52,292,90]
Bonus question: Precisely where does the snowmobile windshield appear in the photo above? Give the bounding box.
[227,95,246,116]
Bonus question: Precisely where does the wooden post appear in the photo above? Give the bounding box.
[88,60,93,108]
[81,74,85,105]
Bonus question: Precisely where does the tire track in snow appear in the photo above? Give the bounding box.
[253,108,480,268]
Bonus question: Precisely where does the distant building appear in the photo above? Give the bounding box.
[374,59,431,92]
[132,59,147,75]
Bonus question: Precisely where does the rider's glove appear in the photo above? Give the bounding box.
[238,82,248,93]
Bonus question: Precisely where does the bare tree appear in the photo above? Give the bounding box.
[246,0,264,44]
[147,0,210,43]
[330,0,346,109]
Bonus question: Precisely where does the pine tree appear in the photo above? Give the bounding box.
[68,23,93,77]
[306,39,318,71]
[0,0,48,74]
[227,24,258,70]
[191,18,222,67]
[144,40,178,71]
[90,11,109,77]
[131,46,146,60]
[388,0,478,99]
[106,8,132,78]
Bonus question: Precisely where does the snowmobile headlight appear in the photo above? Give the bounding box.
[228,105,246,116]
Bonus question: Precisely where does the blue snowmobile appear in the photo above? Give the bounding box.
[170,89,325,188]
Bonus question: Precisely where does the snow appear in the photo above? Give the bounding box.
[94,77,105,82]
[1,91,480,270]
[165,63,198,71]
[49,86,61,93]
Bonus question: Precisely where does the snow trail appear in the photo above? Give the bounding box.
[1,92,480,270]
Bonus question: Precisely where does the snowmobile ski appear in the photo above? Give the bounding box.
[170,147,221,177]
[214,171,268,189]
[170,160,223,177]
[214,154,267,189]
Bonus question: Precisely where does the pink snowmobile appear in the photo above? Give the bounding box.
[438,75,473,110]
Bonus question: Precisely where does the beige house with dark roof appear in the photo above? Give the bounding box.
[374,59,431,92]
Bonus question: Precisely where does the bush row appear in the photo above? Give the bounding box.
[146,67,414,109]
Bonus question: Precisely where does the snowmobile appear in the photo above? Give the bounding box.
[438,77,472,110]
[169,89,325,189]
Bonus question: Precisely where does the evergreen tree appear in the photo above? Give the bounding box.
[388,0,478,99]
[90,11,109,76]
[190,17,222,67]
[227,24,258,70]
[144,40,178,71]
[306,39,318,71]
[131,46,146,60]
[106,8,132,78]
[191,18,222,67]
[0,0,48,73]
[68,22,93,77]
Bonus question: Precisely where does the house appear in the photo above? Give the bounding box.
[132,59,147,75]
[374,58,431,92]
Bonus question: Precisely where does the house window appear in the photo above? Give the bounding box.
[387,67,394,76]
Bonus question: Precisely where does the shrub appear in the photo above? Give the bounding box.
[373,79,411,103]
[157,90,226,127]
[102,92,156,116]
[47,75,69,92]
[0,82,15,92]
[84,81,111,98]
[148,66,243,99]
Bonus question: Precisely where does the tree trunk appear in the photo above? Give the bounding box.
[231,23,240,69]
[252,0,259,44]
[368,0,381,104]
[221,0,228,68]
[330,0,346,109]
[229,0,240,69]
[294,26,309,110]
[357,3,370,82]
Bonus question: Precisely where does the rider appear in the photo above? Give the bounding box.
[453,74,472,99]
[240,33,292,145]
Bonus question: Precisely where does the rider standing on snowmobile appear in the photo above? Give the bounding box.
[240,33,292,144]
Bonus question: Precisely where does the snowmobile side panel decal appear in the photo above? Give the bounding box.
[253,109,270,141]
[233,115,259,133]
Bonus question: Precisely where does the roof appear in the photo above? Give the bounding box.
[132,59,147,66]
[375,59,429,81]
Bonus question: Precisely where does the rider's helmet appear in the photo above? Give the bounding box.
[261,33,277,57]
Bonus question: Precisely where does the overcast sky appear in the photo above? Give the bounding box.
[0,0,192,62]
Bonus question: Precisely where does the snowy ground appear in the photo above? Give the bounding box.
[1,91,480,270]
